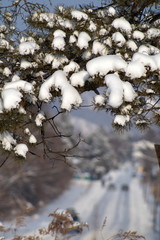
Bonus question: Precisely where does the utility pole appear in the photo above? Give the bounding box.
[154,144,160,168]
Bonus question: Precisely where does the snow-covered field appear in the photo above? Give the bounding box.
[2,163,159,240]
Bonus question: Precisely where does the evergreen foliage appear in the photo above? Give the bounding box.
[0,0,160,160]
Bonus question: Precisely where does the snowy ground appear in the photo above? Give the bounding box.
[2,162,160,240]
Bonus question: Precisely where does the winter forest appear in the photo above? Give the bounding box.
[0,0,160,239]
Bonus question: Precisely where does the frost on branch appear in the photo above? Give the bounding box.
[0,3,160,158]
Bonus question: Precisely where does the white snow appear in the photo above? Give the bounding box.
[82,50,92,60]
[108,6,116,16]
[105,74,136,108]
[0,131,16,151]
[12,74,20,82]
[53,29,66,38]
[112,17,132,33]
[114,114,130,126]
[54,70,82,111]
[19,42,40,55]
[126,61,146,79]
[14,143,28,158]
[44,53,55,64]
[77,32,91,50]
[146,28,160,39]
[0,39,9,49]
[132,30,145,40]
[29,134,37,144]
[122,81,136,102]
[52,36,65,51]
[105,74,123,108]
[99,28,107,36]
[20,60,33,69]
[8,164,158,240]
[4,80,33,93]
[63,61,80,75]
[112,32,126,47]
[152,53,160,70]
[71,10,88,21]
[132,52,157,71]
[39,70,82,111]
[86,55,127,76]
[126,40,137,51]
[70,71,89,87]
[94,95,105,105]
[88,21,97,32]
[92,40,108,55]
[35,112,45,126]
[1,88,22,110]
[69,35,77,44]
[3,67,11,76]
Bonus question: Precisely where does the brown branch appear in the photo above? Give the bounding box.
[0,154,10,168]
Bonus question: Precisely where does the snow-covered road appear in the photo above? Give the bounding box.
[2,163,159,240]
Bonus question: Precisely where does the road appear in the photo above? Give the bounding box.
[2,163,159,240]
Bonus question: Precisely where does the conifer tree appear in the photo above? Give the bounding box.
[0,0,160,160]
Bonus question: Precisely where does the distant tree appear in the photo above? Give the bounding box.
[0,0,160,160]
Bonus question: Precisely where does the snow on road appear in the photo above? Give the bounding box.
[2,163,159,240]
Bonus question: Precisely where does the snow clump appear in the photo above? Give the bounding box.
[94,95,105,105]
[70,71,89,87]
[86,55,127,76]
[52,36,65,51]
[35,111,45,126]
[105,74,124,108]
[126,40,138,51]
[53,29,66,38]
[132,30,145,40]
[77,32,91,49]
[39,70,82,111]
[107,7,116,16]
[63,61,80,75]
[112,32,126,47]
[126,61,146,79]
[19,42,40,55]
[0,131,16,151]
[132,52,157,71]
[4,80,33,93]
[105,74,136,108]
[92,40,108,55]
[14,143,28,158]
[111,17,132,33]
[114,115,130,126]
[71,10,88,21]
[1,88,22,110]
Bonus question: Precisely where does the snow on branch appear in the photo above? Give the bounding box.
[0,2,160,158]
